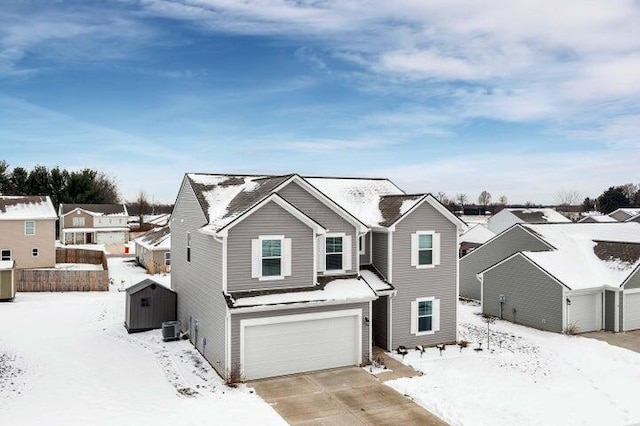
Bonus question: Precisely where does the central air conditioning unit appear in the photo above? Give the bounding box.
[162,320,181,341]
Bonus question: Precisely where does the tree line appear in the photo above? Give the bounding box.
[0,161,120,209]
[582,183,640,214]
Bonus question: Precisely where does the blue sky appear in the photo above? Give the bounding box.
[1,1,639,204]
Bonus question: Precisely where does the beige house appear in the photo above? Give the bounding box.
[59,204,130,245]
[134,226,170,273]
[0,196,57,300]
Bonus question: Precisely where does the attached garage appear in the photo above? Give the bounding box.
[569,293,603,332]
[97,231,127,244]
[623,291,640,331]
[240,309,362,380]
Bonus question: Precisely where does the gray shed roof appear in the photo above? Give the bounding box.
[126,279,174,295]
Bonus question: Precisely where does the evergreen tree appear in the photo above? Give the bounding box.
[597,186,629,214]
[9,167,29,195]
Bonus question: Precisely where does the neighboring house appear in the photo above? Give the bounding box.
[627,214,640,224]
[0,196,57,299]
[478,222,640,333]
[459,224,495,257]
[609,208,640,222]
[578,214,618,223]
[134,226,171,272]
[59,204,130,244]
[486,208,571,234]
[171,173,463,380]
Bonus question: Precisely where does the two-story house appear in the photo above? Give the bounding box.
[171,173,463,380]
[0,196,57,300]
[59,204,130,245]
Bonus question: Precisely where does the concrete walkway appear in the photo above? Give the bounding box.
[583,330,640,353]
[251,365,446,425]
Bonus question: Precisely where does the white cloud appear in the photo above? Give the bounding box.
[265,138,394,153]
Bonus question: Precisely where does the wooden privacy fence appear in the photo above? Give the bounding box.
[17,248,109,292]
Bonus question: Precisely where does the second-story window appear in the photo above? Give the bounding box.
[326,236,343,270]
[73,216,85,227]
[418,234,433,265]
[1,249,11,261]
[411,231,441,268]
[186,232,191,262]
[261,239,282,277]
[25,220,35,235]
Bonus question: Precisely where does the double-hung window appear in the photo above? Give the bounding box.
[25,220,35,235]
[261,239,282,277]
[186,232,191,262]
[411,297,440,335]
[325,236,343,271]
[411,231,441,268]
[417,300,433,332]
[72,216,85,227]
[418,234,433,266]
[164,252,171,266]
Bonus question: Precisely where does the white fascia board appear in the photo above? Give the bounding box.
[228,296,377,314]
[566,287,608,296]
[461,223,554,262]
[215,193,327,237]
[282,175,369,234]
[620,264,640,288]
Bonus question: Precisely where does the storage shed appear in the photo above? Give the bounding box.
[125,279,177,333]
[0,261,15,301]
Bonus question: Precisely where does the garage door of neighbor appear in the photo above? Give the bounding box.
[242,310,361,380]
[570,293,602,332]
[623,291,640,331]
[96,232,125,244]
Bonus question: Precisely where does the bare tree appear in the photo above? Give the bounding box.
[498,195,508,205]
[477,190,492,207]
[555,189,581,206]
[621,183,639,201]
[436,191,451,205]
[135,191,151,228]
[456,193,468,208]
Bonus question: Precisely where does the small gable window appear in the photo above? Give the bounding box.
[261,239,282,277]
[25,221,35,235]
[318,233,352,273]
[141,297,151,307]
[252,236,292,281]
[326,236,343,271]
[72,216,85,227]
[411,231,441,268]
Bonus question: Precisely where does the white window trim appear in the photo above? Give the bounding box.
[412,231,441,269]
[24,220,36,236]
[359,235,366,255]
[186,231,191,263]
[411,296,440,336]
[72,216,85,227]
[164,251,170,265]
[252,235,292,281]
[323,232,352,275]
[1,249,12,261]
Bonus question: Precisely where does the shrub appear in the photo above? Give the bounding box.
[225,364,244,387]
[564,322,580,335]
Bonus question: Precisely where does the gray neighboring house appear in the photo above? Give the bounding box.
[628,214,640,224]
[459,223,495,257]
[578,214,618,223]
[486,208,571,234]
[478,222,640,333]
[171,173,463,380]
[609,208,640,222]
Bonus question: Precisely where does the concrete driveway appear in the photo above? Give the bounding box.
[583,330,640,353]
[250,366,446,425]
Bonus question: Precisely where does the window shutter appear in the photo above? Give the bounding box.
[317,236,326,272]
[343,235,352,271]
[251,239,261,278]
[432,299,441,331]
[283,238,292,277]
[410,300,417,334]
[433,233,441,266]
[410,233,418,266]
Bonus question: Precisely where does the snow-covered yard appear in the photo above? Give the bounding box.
[0,258,285,426]
[387,301,640,426]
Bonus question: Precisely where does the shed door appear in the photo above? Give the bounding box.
[570,293,602,332]
[97,232,125,244]
[623,291,640,331]
[242,310,361,380]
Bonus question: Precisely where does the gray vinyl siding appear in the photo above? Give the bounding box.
[172,178,228,377]
[482,255,564,333]
[371,232,388,280]
[460,226,551,300]
[391,202,458,348]
[610,211,631,222]
[227,201,314,292]
[372,296,389,350]
[604,290,616,332]
[623,268,640,290]
[620,292,624,329]
[230,302,371,369]
[277,182,357,274]
[126,286,177,332]
[360,232,371,266]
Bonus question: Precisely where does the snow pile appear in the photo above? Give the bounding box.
[386,301,640,426]
[233,277,376,307]
[0,257,285,426]
[306,177,404,226]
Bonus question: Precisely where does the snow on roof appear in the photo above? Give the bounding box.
[0,260,14,269]
[359,269,393,292]
[304,177,405,227]
[60,204,128,216]
[578,215,618,223]
[508,208,571,224]
[62,227,129,233]
[612,208,640,217]
[460,224,496,245]
[0,196,57,220]
[521,222,640,290]
[188,174,292,232]
[143,213,171,226]
[135,226,171,251]
[231,277,376,308]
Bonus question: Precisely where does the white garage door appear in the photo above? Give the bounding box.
[96,232,126,244]
[570,293,602,332]
[242,310,361,380]
[623,291,640,331]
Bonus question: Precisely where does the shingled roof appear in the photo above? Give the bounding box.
[0,196,57,220]
[60,203,128,216]
[134,226,170,251]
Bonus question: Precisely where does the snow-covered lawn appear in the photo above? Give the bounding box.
[387,301,640,426]
[0,258,285,426]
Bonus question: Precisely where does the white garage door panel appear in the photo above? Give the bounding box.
[624,292,640,331]
[96,232,125,244]
[243,312,360,380]
[570,293,602,333]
